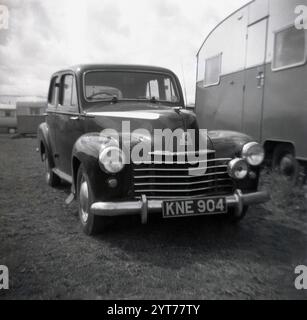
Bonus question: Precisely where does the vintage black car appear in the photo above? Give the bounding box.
[38,64,269,235]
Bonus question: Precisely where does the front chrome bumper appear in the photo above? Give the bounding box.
[90,189,270,224]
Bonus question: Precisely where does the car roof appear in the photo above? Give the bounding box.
[53,64,176,76]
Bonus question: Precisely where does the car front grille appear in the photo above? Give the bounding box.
[132,151,234,199]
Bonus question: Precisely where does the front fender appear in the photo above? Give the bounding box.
[72,133,133,202]
[209,130,261,192]
[208,130,254,159]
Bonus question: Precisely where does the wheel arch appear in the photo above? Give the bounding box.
[72,156,81,194]
[37,122,55,168]
[263,140,296,163]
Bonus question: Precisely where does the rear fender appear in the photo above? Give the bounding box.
[37,122,55,168]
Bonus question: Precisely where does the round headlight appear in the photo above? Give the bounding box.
[99,146,126,174]
[228,158,248,180]
[242,142,265,166]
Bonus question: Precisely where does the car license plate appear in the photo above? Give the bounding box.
[162,197,227,218]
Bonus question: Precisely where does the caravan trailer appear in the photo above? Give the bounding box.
[195,0,307,177]
[0,104,17,133]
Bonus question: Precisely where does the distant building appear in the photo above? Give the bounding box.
[0,104,17,133]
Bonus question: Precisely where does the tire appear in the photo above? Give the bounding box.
[272,145,298,181]
[43,153,61,187]
[77,165,106,236]
[227,206,249,223]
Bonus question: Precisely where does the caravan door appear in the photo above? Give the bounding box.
[243,17,268,141]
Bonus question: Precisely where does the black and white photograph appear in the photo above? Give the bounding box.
[0,0,307,304]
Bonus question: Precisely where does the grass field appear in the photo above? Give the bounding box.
[0,135,306,300]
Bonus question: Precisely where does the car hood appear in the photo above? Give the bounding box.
[85,102,214,151]
[86,102,196,131]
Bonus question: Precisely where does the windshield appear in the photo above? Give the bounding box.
[84,71,180,103]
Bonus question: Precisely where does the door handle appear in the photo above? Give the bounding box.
[256,72,265,88]
[70,116,79,121]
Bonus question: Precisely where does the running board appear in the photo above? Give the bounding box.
[52,168,75,205]
[52,168,73,184]
[65,193,75,205]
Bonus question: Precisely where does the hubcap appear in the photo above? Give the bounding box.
[79,178,89,224]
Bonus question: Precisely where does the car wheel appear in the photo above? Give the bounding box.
[272,145,298,181]
[43,153,61,187]
[77,165,105,236]
[228,206,249,223]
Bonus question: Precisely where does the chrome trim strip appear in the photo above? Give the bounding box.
[134,184,234,194]
[148,150,217,156]
[137,193,233,200]
[133,158,231,165]
[133,165,228,172]
[133,172,229,179]
[134,178,232,187]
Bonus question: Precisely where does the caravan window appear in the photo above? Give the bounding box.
[4,111,14,117]
[204,54,222,86]
[273,26,306,70]
[30,108,40,116]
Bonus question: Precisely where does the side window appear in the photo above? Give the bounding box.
[204,54,222,87]
[61,74,78,108]
[145,77,179,102]
[48,76,58,106]
[146,80,160,99]
[273,26,306,70]
[164,78,174,101]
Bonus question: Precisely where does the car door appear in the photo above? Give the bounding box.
[56,73,84,176]
[46,75,61,168]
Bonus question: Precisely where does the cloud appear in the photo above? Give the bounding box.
[0,0,249,101]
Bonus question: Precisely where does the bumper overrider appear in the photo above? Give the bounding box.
[91,189,270,224]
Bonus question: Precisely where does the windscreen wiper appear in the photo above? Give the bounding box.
[111,95,119,104]
[150,96,158,103]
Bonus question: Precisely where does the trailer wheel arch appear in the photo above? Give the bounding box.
[264,141,299,180]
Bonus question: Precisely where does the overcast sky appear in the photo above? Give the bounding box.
[0,0,249,103]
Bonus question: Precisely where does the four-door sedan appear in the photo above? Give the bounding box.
[38,64,269,235]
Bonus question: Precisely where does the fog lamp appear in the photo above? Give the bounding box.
[107,178,118,188]
[228,158,248,180]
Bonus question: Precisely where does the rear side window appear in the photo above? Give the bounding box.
[61,74,78,107]
[273,26,306,70]
[48,76,58,105]
[204,54,222,87]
